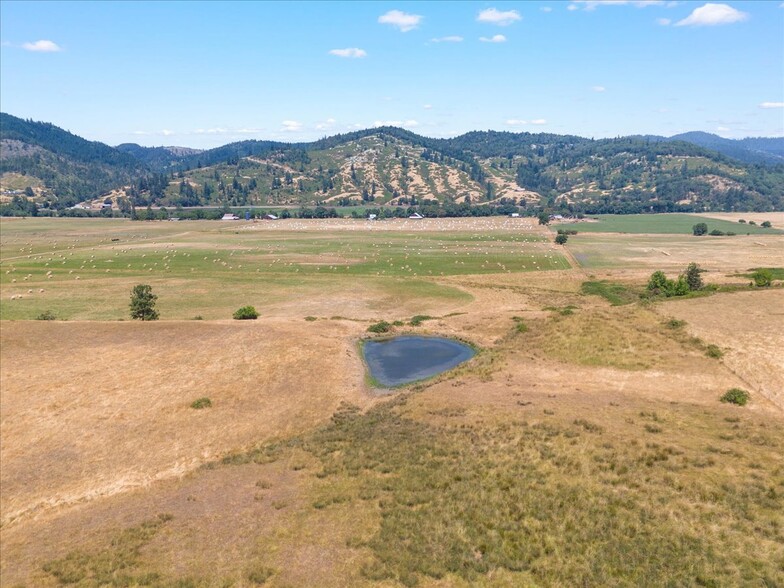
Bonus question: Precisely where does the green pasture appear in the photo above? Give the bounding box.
[564,214,781,235]
[0,218,567,320]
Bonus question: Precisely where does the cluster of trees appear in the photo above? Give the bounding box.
[647,263,704,297]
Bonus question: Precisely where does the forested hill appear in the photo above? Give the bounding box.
[1,112,783,214]
[0,113,145,208]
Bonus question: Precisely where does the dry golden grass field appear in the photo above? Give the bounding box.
[1,216,782,587]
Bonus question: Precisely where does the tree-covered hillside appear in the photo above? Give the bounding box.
[0,113,145,208]
[2,112,783,215]
[115,144,203,172]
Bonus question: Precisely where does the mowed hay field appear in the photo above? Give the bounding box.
[1,217,783,587]
[0,217,564,321]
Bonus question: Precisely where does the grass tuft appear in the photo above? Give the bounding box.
[190,397,212,409]
[581,280,639,306]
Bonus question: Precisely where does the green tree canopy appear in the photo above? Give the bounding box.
[129,284,159,321]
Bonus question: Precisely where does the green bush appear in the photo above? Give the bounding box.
[368,320,392,333]
[709,229,725,236]
[761,221,772,228]
[705,345,723,359]
[36,310,56,321]
[555,234,569,245]
[409,315,432,326]
[233,306,259,320]
[720,388,750,406]
[752,268,772,287]
[304,316,317,321]
[692,222,708,236]
[647,266,699,298]
[190,397,212,409]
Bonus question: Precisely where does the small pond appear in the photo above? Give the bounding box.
[362,335,475,387]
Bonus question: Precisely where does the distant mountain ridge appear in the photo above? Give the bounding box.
[2,112,783,214]
[115,143,203,170]
[666,132,784,165]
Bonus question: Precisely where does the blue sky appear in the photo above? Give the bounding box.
[1,1,782,148]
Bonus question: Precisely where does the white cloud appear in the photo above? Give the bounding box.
[506,119,528,126]
[567,4,580,10]
[423,104,433,109]
[760,102,784,109]
[378,10,422,32]
[530,119,548,125]
[657,17,672,25]
[477,8,522,25]
[315,118,337,130]
[592,85,606,92]
[329,47,367,58]
[281,120,303,132]
[431,35,463,42]
[675,3,748,26]
[716,126,730,132]
[540,6,553,12]
[22,39,62,52]
[480,34,507,43]
[161,129,174,136]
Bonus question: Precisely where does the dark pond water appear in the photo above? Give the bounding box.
[362,336,475,387]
